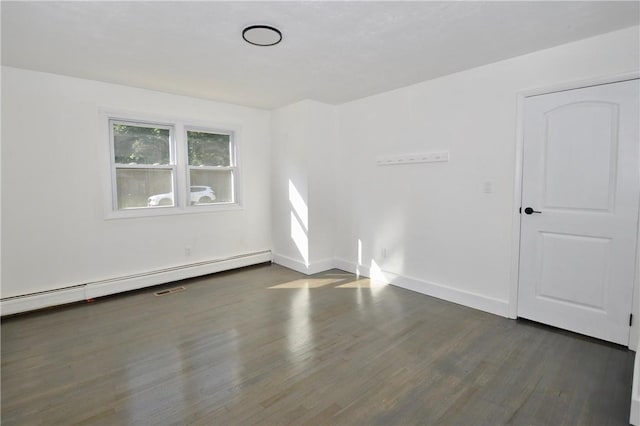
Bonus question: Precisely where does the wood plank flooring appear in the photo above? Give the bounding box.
[1,264,634,425]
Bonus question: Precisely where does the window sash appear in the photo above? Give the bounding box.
[109,120,176,211]
[114,168,176,210]
[184,127,236,205]
[187,167,236,204]
[185,127,235,168]
[110,119,175,166]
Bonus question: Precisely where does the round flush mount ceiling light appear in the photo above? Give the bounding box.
[242,25,282,46]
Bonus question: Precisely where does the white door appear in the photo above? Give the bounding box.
[518,79,639,345]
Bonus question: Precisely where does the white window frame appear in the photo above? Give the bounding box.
[101,110,242,219]
[109,119,177,212]
[184,126,238,208]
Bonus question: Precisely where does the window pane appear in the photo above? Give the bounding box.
[116,169,173,209]
[187,131,231,166]
[190,169,233,204]
[113,123,170,165]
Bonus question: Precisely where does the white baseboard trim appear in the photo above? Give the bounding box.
[632,347,640,425]
[3,251,508,319]
[272,253,334,275]
[0,287,86,317]
[333,258,510,318]
[1,250,272,316]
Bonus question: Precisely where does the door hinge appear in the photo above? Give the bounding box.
[630,314,633,327]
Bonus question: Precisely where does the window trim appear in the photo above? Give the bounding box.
[100,109,243,220]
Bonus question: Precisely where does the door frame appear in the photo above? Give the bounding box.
[508,71,640,348]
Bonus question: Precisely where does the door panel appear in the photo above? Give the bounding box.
[518,79,639,345]
[543,102,618,211]
[537,232,610,311]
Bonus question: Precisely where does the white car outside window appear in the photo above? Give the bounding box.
[148,186,216,206]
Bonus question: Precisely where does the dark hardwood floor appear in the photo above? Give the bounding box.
[1,264,634,425]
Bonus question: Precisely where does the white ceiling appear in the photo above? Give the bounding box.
[2,1,639,109]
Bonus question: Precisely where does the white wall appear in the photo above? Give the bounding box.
[1,67,272,298]
[271,101,310,267]
[333,26,640,317]
[307,101,337,265]
[271,100,337,273]
[3,26,639,322]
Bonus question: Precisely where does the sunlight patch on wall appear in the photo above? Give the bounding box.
[288,179,308,230]
[369,259,388,283]
[290,211,309,266]
[289,179,309,266]
[368,259,388,300]
[356,238,362,277]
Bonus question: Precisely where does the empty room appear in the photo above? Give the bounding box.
[2,1,640,424]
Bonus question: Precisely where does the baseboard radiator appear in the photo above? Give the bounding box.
[1,250,272,316]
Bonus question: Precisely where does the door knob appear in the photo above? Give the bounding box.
[524,207,542,215]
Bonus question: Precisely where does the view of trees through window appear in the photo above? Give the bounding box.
[113,124,170,164]
[187,131,231,166]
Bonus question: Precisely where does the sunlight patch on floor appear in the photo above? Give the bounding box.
[335,279,386,289]
[269,278,343,289]
[269,276,388,289]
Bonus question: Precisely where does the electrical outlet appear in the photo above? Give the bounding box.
[185,247,192,256]
[483,180,494,194]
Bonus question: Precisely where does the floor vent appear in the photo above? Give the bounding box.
[154,286,186,297]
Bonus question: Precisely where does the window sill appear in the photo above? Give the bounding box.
[104,202,243,220]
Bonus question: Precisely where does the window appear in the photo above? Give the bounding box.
[111,121,176,209]
[186,129,236,204]
[106,115,238,217]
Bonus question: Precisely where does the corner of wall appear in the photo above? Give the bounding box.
[632,346,640,425]
[272,253,334,276]
[270,98,339,269]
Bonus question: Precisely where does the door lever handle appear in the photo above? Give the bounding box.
[524,207,542,215]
